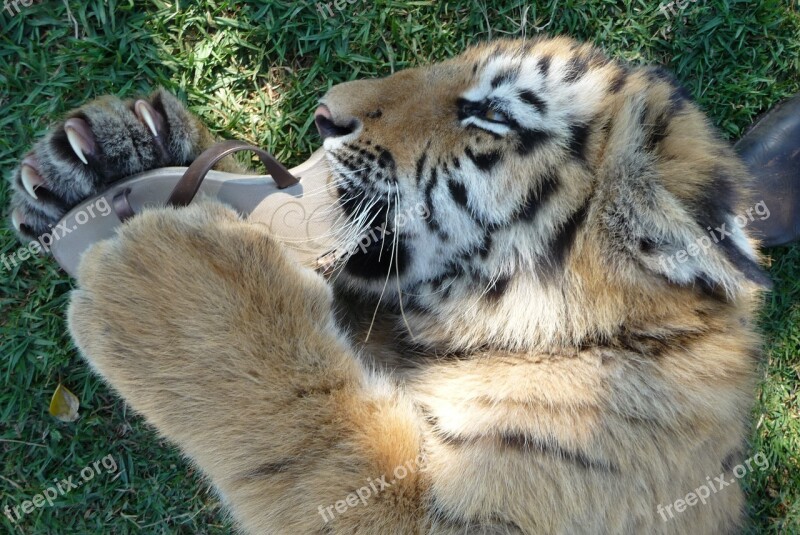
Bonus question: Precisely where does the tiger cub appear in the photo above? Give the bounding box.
[9,36,769,534]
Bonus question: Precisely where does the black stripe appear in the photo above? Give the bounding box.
[447,178,469,209]
[485,276,511,302]
[545,199,590,273]
[669,87,691,114]
[639,236,658,253]
[426,261,462,294]
[518,90,547,114]
[423,166,448,238]
[614,326,705,358]
[637,101,649,132]
[429,417,615,472]
[343,143,377,162]
[500,433,617,472]
[716,234,772,289]
[694,274,725,299]
[537,55,552,77]
[479,233,493,259]
[609,68,628,93]
[377,148,395,170]
[517,170,560,222]
[644,112,671,152]
[695,167,735,229]
[239,459,295,479]
[465,147,501,172]
[456,98,484,121]
[334,152,370,186]
[645,66,676,84]
[426,165,439,194]
[568,121,592,161]
[491,69,519,88]
[563,55,589,83]
[648,67,693,114]
[414,149,428,184]
[516,128,550,156]
[427,504,525,535]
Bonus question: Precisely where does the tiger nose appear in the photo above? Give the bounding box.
[314,104,359,140]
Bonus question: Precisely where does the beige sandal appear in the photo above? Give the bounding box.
[50,141,339,277]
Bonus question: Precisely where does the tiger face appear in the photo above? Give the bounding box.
[316,36,769,351]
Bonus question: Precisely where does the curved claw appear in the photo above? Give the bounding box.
[11,208,23,233]
[64,117,96,165]
[134,99,165,138]
[20,157,44,199]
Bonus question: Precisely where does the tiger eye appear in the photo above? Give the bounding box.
[484,108,507,123]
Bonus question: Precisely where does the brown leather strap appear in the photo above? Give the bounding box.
[112,188,135,223]
[167,140,298,207]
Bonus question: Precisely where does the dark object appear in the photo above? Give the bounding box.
[169,140,298,207]
[735,93,800,248]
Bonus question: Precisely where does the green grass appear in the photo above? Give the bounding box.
[1,0,798,532]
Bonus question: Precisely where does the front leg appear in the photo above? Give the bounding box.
[68,201,427,534]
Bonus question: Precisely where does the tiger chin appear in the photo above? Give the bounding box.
[8,36,770,534]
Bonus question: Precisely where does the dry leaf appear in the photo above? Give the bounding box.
[49,384,80,422]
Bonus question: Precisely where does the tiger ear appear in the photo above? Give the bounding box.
[598,91,771,299]
[618,184,772,299]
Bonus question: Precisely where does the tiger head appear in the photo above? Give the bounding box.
[315,36,770,351]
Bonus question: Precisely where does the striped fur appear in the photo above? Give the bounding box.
[13,36,770,533]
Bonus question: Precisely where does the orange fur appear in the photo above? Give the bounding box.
[65,37,767,533]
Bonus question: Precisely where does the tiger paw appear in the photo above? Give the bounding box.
[7,89,213,243]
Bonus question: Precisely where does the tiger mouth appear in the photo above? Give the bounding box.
[324,183,411,279]
[345,240,411,284]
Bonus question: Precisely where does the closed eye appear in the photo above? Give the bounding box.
[457,98,513,135]
[483,107,509,124]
